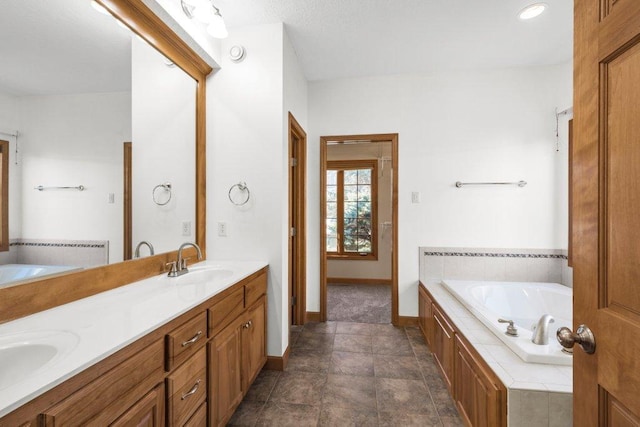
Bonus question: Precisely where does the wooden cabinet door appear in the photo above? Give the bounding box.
[432,304,454,393]
[110,384,165,427]
[574,0,640,424]
[209,321,243,427]
[453,335,506,427]
[241,296,267,392]
[418,285,433,347]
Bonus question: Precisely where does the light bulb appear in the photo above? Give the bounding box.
[518,3,548,20]
[207,13,228,39]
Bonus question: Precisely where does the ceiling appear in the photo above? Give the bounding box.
[0,1,573,94]
[217,0,573,81]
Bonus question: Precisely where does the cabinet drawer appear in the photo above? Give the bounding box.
[167,347,207,426]
[166,312,207,371]
[209,286,244,336]
[244,272,267,308]
[184,403,207,427]
[432,304,455,393]
[40,340,164,426]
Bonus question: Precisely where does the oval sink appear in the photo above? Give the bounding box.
[0,330,79,390]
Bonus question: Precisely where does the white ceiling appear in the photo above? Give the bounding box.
[0,0,132,96]
[217,0,573,81]
[0,1,573,94]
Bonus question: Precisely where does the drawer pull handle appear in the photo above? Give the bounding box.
[181,379,202,400]
[181,331,203,347]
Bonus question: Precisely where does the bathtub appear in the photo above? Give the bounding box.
[441,279,573,365]
[0,264,81,287]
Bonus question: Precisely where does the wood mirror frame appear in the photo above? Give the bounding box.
[0,0,212,323]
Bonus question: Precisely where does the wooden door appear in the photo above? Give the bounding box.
[209,322,243,427]
[574,0,640,424]
[242,297,267,392]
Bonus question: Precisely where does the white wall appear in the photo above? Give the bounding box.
[208,23,297,357]
[308,62,573,317]
[18,92,131,263]
[131,37,197,255]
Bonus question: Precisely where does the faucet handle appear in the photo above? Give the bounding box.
[498,318,519,336]
[166,261,178,277]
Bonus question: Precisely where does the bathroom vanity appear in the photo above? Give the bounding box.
[0,261,267,427]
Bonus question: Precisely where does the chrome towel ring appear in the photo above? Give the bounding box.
[153,182,172,206]
[229,182,250,206]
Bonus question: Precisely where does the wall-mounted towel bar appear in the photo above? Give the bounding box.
[455,181,527,188]
[35,185,85,191]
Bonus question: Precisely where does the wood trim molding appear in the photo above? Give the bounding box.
[264,345,290,371]
[306,312,321,322]
[0,140,8,252]
[397,316,419,327]
[327,277,392,286]
[123,142,132,261]
[0,0,210,324]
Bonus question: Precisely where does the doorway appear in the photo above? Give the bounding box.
[320,134,399,324]
[288,113,307,326]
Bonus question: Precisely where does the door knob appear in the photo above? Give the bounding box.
[556,324,596,354]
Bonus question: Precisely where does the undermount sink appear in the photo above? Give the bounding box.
[0,330,79,390]
[173,266,234,285]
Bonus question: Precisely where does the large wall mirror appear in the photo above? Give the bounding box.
[0,0,210,322]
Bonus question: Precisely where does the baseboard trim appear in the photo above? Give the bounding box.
[264,345,290,371]
[397,316,419,327]
[327,277,392,286]
[306,311,320,322]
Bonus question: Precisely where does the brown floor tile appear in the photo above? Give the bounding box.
[290,325,304,333]
[378,411,441,427]
[334,334,372,353]
[269,371,327,405]
[287,348,331,373]
[375,378,439,415]
[294,331,335,352]
[330,351,374,377]
[372,335,414,356]
[304,321,337,334]
[227,400,264,426]
[255,401,321,427]
[440,415,466,426]
[290,331,301,346]
[322,374,377,410]
[244,369,281,402]
[319,406,379,427]
[373,354,422,380]
[430,387,461,417]
[336,322,374,335]
[370,324,407,338]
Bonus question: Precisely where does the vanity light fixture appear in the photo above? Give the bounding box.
[181,0,228,39]
[518,3,548,20]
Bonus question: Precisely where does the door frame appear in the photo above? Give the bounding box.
[319,133,399,324]
[288,113,307,325]
[123,141,132,260]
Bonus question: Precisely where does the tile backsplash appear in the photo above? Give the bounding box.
[1,238,109,268]
[420,247,573,287]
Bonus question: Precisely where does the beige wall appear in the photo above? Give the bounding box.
[326,142,392,281]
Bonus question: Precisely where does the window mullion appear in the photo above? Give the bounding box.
[337,170,344,255]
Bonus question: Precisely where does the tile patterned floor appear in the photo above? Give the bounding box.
[228,322,463,426]
[327,285,391,324]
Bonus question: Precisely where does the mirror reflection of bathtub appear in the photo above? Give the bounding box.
[0,264,81,288]
[441,279,573,365]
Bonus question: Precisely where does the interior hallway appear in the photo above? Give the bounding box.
[228,322,463,426]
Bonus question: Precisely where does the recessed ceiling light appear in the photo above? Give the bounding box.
[518,3,548,20]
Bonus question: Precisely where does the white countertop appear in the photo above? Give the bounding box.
[421,279,572,394]
[0,260,268,418]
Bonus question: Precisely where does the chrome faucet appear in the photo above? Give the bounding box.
[134,241,154,258]
[167,242,203,277]
[531,314,555,345]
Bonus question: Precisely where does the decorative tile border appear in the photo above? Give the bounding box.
[10,242,107,248]
[424,251,568,260]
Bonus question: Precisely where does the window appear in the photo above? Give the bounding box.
[326,160,377,259]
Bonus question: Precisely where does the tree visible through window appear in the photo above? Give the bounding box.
[326,160,377,259]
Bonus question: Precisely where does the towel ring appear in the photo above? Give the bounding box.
[228,182,250,206]
[153,182,172,206]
